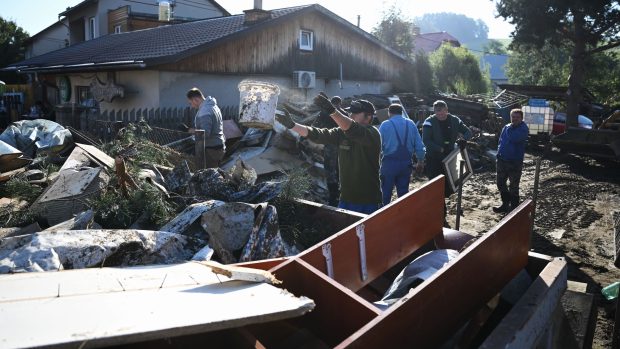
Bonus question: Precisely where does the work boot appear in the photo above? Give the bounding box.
[327,183,340,207]
[492,192,511,213]
[510,194,520,210]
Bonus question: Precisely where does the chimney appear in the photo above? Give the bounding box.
[412,25,421,36]
[244,0,271,25]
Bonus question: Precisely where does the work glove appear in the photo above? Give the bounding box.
[313,93,336,115]
[457,139,468,151]
[275,109,296,129]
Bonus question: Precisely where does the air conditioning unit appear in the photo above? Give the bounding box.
[293,71,316,89]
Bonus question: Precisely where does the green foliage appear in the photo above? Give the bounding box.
[496,0,620,124]
[0,178,42,203]
[372,6,416,57]
[430,44,490,95]
[483,39,508,55]
[0,16,29,83]
[506,42,620,106]
[393,52,435,93]
[276,168,312,202]
[102,121,176,171]
[90,182,177,229]
[505,41,570,86]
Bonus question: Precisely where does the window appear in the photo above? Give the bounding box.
[88,17,96,40]
[299,30,313,51]
[76,86,97,108]
[114,25,122,34]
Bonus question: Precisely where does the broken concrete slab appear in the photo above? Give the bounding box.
[201,202,259,252]
[161,200,225,237]
[0,222,41,239]
[165,160,192,193]
[187,168,236,201]
[0,229,200,274]
[30,167,109,226]
[43,210,95,233]
[75,143,115,169]
[59,145,94,171]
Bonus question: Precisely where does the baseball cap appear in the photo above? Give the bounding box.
[346,99,376,115]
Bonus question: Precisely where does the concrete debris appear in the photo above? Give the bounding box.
[43,210,95,233]
[165,160,192,193]
[30,166,109,225]
[161,200,225,239]
[0,229,198,274]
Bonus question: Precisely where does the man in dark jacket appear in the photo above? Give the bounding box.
[277,96,382,214]
[422,100,472,197]
[312,96,344,206]
[493,108,529,213]
[187,87,225,168]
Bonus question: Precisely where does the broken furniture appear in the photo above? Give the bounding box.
[0,262,314,348]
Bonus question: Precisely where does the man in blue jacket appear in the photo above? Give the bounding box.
[493,108,529,213]
[379,104,425,205]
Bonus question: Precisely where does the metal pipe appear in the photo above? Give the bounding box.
[455,160,465,231]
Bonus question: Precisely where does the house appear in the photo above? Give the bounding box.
[5,3,409,114]
[25,0,229,59]
[412,31,461,55]
[480,54,508,85]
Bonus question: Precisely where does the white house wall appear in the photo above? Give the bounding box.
[157,71,392,110]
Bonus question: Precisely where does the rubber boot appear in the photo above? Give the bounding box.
[510,194,520,210]
[493,191,511,213]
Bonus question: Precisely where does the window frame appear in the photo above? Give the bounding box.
[299,29,314,51]
[114,25,122,34]
[88,17,96,40]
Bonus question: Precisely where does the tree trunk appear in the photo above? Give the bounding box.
[566,12,587,128]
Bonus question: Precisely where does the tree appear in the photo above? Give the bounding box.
[393,52,434,93]
[505,41,570,86]
[372,6,416,57]
[483,39,508,55]
[0,17,30,83]
[414,13,489,50]
[430,44,490,95]
[495,0,620,127]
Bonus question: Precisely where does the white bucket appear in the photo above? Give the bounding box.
[238,81,280,129]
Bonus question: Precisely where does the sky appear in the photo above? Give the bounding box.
[3,0,514,39]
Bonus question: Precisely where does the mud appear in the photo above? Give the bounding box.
[436,149,620,348]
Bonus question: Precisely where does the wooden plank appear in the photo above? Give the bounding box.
[269,258,381,347]
[480,256,567,348]
[0,262,314,349]
[298,176,444,292]
[338,200,533,349]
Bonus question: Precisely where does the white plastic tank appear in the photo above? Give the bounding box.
[159,1,171,21]
[522,105,554,135]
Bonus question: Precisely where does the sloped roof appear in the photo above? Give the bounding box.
[7,4,406,74]
[412,32,460,55]
[480,54,508,80]
[59,0,231,17]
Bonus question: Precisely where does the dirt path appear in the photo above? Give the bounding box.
[433,149,620,348]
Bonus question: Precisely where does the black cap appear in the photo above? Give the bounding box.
[346,99,376,115]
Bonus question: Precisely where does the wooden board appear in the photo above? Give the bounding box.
[0,262,314,349]
[267,258,380,347]
[337,200,533,348]
[297,176,444,292]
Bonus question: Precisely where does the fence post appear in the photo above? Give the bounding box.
[195,129,205,169]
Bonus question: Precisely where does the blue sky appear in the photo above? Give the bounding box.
[3,0,514,38]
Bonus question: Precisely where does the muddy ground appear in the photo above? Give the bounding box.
[422,148,620,348]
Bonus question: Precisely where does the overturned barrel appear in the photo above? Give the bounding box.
[238,81,280,129]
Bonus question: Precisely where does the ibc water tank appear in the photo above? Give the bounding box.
[159,1,171,21]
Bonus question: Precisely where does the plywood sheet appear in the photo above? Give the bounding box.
[0,262,314,349]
